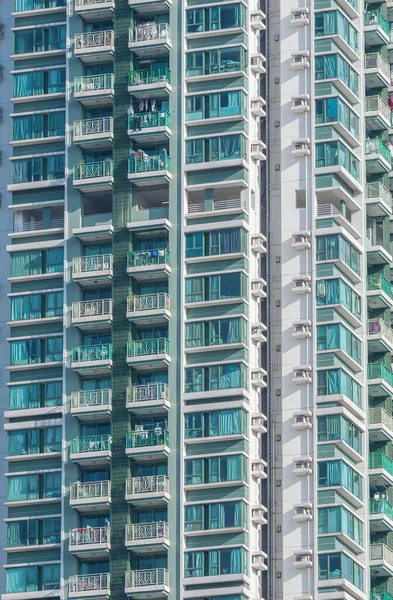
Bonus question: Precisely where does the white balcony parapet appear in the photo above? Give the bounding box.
[73,254,113,275]
[125,522,169,543]
[70,526,110,547]
[369,407,393,434]
[365,52,390,79]
[71,389,112,410]
[14,218,64,232]
[127,293,170,314]
[125,568,169,590]
[187,197,247,214]
[129,23,171,44]
[365,95,390,122]
[70,480,111,502]
[72,299,112,320]
[370,543,393,566]
[126,383,170,407]
[69,573,110,595]
[76,0,113,6]
[75,30,114,51]
[126,475,169,496]
[74,117,113,139]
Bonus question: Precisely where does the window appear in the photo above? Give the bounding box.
[10,291,63,321]
[186,135,245,164]
[43,471,61,498]
[185,548,247,577]
[13,68,65,98]
[186,47,247,77]
[316,234,360,274]
[12,156,65,183]
[14,112,66,141]
[186,6,245,33]
[14,25,66,54]
[185,318,246,348]
[185,228,246,258]
[8,382,62,411]
[8,427,61,456]
[185,363,247,393]
[6,517,61,547]
[6,566,39,593]
[314,11,358,52]
[185,272,247,303]
[11,248,64,277]
[185,455,246,484]
[315,54,358,96]
[14,0,66,10]
[316,278,361,319]
[318,552,363,590]
[318,415,361,453]
[317,324,361,364]
[318,460,363,499]
[317,369,361,407]
[7,474,39,501]
[315,97,359,140]
[185,409,245,438]
[186,91,246,121]
[9,336,62,366]
[318,506,363,546]
[315,140,359,180]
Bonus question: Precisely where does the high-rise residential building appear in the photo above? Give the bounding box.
[2,4,268,600]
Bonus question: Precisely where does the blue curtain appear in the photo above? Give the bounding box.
[326,279,339,304]
[13,116,32,141]
[13,73,33,98]
[210,93,219,117]
[9,385,31,410]
[13,159,30,183]
[7,522,25,547]
[186,322,203,347]
[220,410,241,435]
[8,476,28,501]
[10,341,29,366]
[327,325,339,349]
[328,461,341,486]
[6,568,28,593]
[9,431,27,456]
[221,135,240,159]
[230,548,241,573]
[325,11,336,34]
[227,456,241,480]
[219,503,226,527]
[220,364,240,389]
[210,550,218,575]
[227,319,240,343]
[327,369,339,394]
[221,229,240,254]
[234,502,241,526]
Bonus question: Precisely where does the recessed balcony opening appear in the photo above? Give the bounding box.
[131,188,169,221]
[187,185,247,215]
[82,193,113,228]
[13,205,64,233]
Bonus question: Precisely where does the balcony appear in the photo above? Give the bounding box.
[70,434,112,465]
[369,498,393,531]
[127,249,171,279]
[69,526,110,558]
[365,10,390,45]
[128,24,171,55]
[12,218,64,238]
[368,363,393,398]
[125,522,169,551]
[70,480,111,511]
[369,408,393,443]
[365,96,391,133]
[71,344,113,375]
[69,574,110,599]
[125,569,169,597]
[125,475,170,505]
[126,293,170,323]
[126,429,169,459]
[365,53,390,88]
[72,254,113,286]
[126,383,170,415]
[128,112,171,143]
[71,389,112,419]
[129,0,171,6]
[365,139,391,173]
[370,544,393,577]
[366,182,392,217]
[366,275,393,309]
[72,299,113,331]
[73,160,114,192]
[187,196,248,218]
[128,155,171,186]
[75,30,114,62]
[368,319,393,353]
[74,74,114,106]
[126,338,170,369]
[369,452,393,487]
[75,0,114,19]
[74,118,113,147]
[128,68,171,97]
[315,203,360,239]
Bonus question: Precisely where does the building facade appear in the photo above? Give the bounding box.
[2,4,268,600]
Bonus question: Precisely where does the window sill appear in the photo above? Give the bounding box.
[9,228,64,241]
[7,361,63,372]
[11,92,66,105]
[11,49,66,61]
[185,252,247,263]
[6,452,62,462]
[183,573,249,587]
[8,272,63,284]
[12,7,66,18]
[184,526,246,537]
[5,497,61,508]
[184,434,246,444]
[5,543,61,553]
[10,136,66,147]
[7,317,63,328]
[184,158,248,172]
[5,406,62,420]
[184,297,247,308]
[8,178,66,192]
[184,387,249,402]
[185,27,247,40]
[184,479,248,491]
[185,342,247,354]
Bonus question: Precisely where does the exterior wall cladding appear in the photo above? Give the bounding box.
[1,3,269,600]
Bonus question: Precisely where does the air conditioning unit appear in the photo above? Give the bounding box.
[251,460,267,479]
[251,322,267,343]
[251,278,267,298]
[291,51,310,69]
[293,550,313,568]
[293,457,312,475]
[251,368,267,388]
[292,365,312,385]
[252,505,267,525]
[291,94,310,113]
[250,10,266,30]
[292,231,311,249]
[251,96,266,117]
[251,53,266,74]
[251,141,266,161]
[290,8,310,25]
[292,275,311,294]
[293,411,312,430]
[251,233,267,253]
[251,413,267,433]
[292,138,311,157]
[292,320,312,339]
[293,503,313,522]
[252,551,268,570]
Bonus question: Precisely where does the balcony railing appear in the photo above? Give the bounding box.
[187,197,247,214]
[74,74,114,94]
[74,117,113,138]
[70,480,111,501]
[364,11,390,34]
[125,568,169,589]
[365,138,391,163]
[365,53,390,79]
[125,522,169,543]
[129,24,171,44]
[127,338,170,358]
[72,299,112,320]
[72,344,113,363]
[74,160,114,181]
[69,574,110,594]
[128,154,171,175]
[75,0,113,6]
[75,30,114,50]
[365,95,391,122]
[128,248,170,268]
[368,364,393,387]
[14,218,64,232]
[368,319,393,343]
[371,592,393,600]
[127,293,169,314]
[71,434,112,454]
[126,430,169,449]
[369,407,393,434]
[367,275,393,299]
[370,498,393,520]
[73,254,113,275]
[369,452,393,477]
[366,182,392,207]
[128,68,171,87]
[126,383,170,405]
[128,111,171,131]
[70,526,109,547]
[126,475,169,496]
[71,389,112,410]
[370,544,393,566]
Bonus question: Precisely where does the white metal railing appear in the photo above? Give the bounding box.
[71,389,112,409]
[73,254,113,275]
[14,218,64,232]
[187,197,247,214]
[76,0,113,5]
[126,475,169,496]
[369,407,393,433]
[316,204,342,218]
[69,574,110,594]
[75,74,114,94]
[126,383,170,405]
[70,526,109,547]
[125,522,169,542]
[365,95,390,122]
[125,569,169,589]
[72,299,112,320]
[129,23,171,44]
[74,117,113,138]
[370,544,393,566]
[75,31,114,50]
[127,293,169,313]
[368,318,393,343]
[366,182,392,206]
[365,52,390,79]
[70,480,111,501]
